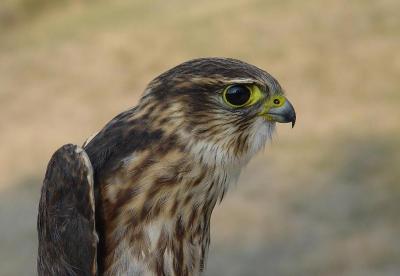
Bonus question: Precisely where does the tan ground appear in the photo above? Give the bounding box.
[1,0,400,275]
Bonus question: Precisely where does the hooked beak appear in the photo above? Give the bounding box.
[259,96,296,128]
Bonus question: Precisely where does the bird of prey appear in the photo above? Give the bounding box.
[37,57,296,276]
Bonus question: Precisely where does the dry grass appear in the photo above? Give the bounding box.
[1,0,399,275]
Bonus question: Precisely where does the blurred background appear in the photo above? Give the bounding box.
[1,0,399,275]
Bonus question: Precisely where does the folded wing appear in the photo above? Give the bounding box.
[37,144,98,276]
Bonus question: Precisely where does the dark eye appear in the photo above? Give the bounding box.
[223,85,251,107]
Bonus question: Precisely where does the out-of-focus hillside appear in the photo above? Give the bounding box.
[0,0,399,275]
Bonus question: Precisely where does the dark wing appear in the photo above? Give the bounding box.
[37,144,98,276]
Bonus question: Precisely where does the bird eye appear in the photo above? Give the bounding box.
[223,85,252,107]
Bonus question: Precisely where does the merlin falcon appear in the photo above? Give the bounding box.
[37,57,296,275]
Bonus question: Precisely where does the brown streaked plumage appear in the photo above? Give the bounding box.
[37,57,296,275]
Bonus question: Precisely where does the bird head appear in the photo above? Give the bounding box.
[138,58,296,167]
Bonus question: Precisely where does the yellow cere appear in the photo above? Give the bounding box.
[265,95,286,109]
[258,95,286,118]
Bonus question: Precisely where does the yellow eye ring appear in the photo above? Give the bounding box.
[222,84,264,108]
[223,84,252,107]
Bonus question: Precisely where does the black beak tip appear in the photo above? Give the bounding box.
[291,114,296,128]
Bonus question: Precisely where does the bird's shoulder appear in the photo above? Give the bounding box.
[83,107,163,181]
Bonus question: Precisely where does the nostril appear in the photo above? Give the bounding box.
[273,99,280,105]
